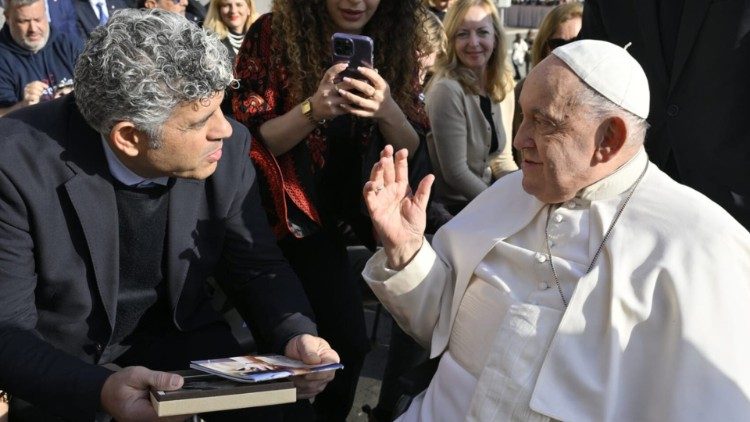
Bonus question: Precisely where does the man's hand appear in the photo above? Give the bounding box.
[284,334,340,399]
[363,145,434,270]
[21,81,49,106]
[100,366,191,422]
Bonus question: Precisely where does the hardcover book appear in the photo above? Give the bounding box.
[190,354,344,383]
[150,370,296,417]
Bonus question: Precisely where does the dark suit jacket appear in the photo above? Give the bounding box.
[580,0,750,226]
[74,0,130,39]
[0,96,317,420]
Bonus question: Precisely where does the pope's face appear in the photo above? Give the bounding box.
[514,57,602,204]
[135,92,233,180]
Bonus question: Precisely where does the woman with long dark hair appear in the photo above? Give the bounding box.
[232,1,429,419]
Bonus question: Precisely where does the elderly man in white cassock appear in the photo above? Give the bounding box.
[361,39,750,421]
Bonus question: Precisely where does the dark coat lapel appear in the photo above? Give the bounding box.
[166,177,203,313]
[62,104,119,330]
[74,0,98,36]
[670,0,712,93]
[634,0,670,96]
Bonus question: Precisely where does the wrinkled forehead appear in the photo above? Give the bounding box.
[520,55,584,113]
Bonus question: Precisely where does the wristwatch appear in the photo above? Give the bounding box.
[301,97,326,125]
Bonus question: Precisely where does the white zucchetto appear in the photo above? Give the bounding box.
[552,39,650,119]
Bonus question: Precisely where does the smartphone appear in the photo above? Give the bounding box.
[332,32,374,84]
[54,78,74,92]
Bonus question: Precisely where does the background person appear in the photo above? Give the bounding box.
[425,0,516,216]
[579,0,750,229]
[232,0,429,419]
[529,0,581,68]
[513,0,582,137]
[423,0,451,21]
[417,6,446,86]
[203,0,257,62]
[46,0,82,43]
[523,28,534,73]
[510,32,528,80]
[139,0,187,17]
[74,0,131,39]
[138,0,207,26]
[0,0,82,116]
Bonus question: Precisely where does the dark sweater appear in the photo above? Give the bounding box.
[111,181,171,347]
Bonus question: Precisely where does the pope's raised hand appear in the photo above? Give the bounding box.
[363,145,434,270]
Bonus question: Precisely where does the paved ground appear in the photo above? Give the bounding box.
[347,301,393,421]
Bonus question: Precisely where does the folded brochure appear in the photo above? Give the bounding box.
[190,354,344,383]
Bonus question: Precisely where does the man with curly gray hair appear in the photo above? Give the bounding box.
[0,9,338,421]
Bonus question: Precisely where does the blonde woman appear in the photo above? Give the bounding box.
[425,0,517,215]
[203,0,257,61]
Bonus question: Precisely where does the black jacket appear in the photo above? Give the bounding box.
[0,96,317,420]
[580,0,750,227]
[74,0,130,39]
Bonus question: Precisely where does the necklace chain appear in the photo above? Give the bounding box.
[544,162,649,308]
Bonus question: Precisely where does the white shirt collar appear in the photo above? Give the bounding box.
[576,147,648,203]
[101,136,169,187]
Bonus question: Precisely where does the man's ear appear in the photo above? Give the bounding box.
[143,0,157,9]
[109,121,146,158]
[595,116,627,163]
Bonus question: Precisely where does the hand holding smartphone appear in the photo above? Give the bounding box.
[329,32,392,119]
[331,32,374,86]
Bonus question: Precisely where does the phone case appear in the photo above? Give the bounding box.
[331,33,374,83]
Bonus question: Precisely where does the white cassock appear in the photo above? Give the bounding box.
[363,148,750,421]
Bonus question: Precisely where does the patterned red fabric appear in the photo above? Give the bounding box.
[233,13,428,239]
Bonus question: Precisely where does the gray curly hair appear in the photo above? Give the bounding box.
[74,9,233,148]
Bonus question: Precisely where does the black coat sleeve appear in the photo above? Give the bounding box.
[212,123,318,354]
[578,0,608,41]
[0,162,112,421]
